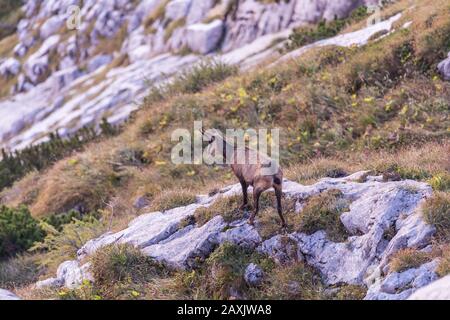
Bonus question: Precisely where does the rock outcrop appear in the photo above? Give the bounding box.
[0,289,21,300]
[0,0,390,151]
[408,275,450,300]
[36,171,442,300]
[438,52,450,81]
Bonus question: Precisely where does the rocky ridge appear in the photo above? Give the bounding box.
[0,0,385,150]
[33,171,445,300]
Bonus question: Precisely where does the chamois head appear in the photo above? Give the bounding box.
[200,128,228,165]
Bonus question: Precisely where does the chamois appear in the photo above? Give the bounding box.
[201,129,286,228]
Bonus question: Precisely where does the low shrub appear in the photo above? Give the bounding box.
[30,218,105,272]
[0,206,44,258]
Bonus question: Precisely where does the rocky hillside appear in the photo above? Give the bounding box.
[31,172,440,299]
[0,0,449,300]
[0,0,380,150]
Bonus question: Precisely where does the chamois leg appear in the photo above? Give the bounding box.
[248,188,262,225]
[274,184,287,228]
[239,180,249,210]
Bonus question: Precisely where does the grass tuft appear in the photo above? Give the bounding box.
[293,189,349,242]
[422,192,450,241]
[389,248,431,273]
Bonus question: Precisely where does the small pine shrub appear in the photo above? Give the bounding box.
[0,205,44,258]
[30,218,105,271]
[42,210,101,231]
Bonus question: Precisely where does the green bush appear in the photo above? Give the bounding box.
[43,210,101,231]
[0,206,44,258]
[30,218,105,271]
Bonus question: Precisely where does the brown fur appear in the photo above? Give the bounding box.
[202,129,286,227]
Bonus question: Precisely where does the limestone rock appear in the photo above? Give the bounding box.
[217,220,262,249]
[165,0,192,21]
[409,275,450,300]
[78,203,202,259]
[365,260,439,300]
[437,52,450,81]
[56,261,93,289]
[142,215,226,269]
[186,0,215,24]
[0,289,20,300]
[35,277,64,289]
[133,195,151,209]
[244,263,264,287]
[186,20,224,54]
[40,16,64,39]
[258,234,303,265]
[87,54,113,73]
[0,58,21,77]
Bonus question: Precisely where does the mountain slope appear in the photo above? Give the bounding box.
[0,0,449,300]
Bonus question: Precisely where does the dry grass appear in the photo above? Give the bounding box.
[436,245,450,277]
[194,195,243,226]
[422,192,450,241]
[150,188,197,212]
[389,248,432,273]
[333,285,367,300]
[293,189,349,242]
[1,0,449,299]
[256,262,325,300]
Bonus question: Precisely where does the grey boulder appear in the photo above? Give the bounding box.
[0,289,20,300]
[438,52,450,81]
[244,263,264,287]
[186,20,224,54]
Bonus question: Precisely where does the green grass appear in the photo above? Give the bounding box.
[293,189,350,242]
[145,60,238,103]
[284,6,369,52]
